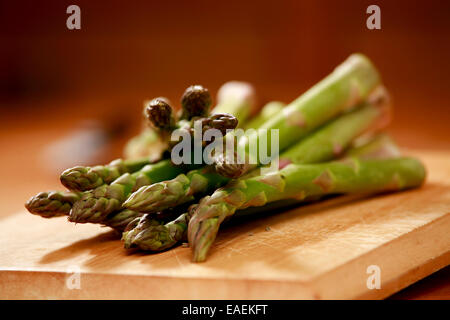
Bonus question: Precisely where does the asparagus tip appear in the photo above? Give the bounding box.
[145,97,174,130]
[214,150,247,178]
[181,85,212,120]
[25,191,75,218]
[189,215,220,262]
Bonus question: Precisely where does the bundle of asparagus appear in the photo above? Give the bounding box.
[25,54,426,263]
[27,82,256,227]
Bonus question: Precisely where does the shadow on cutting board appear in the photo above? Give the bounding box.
[39,229,121,264]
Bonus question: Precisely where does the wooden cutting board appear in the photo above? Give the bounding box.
[0,149,449,299]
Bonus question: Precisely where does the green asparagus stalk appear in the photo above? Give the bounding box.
[123,127,167,161]
[60,158,151,192]
[102,209,142,231]
[344,133,400,160]
[236,133,403,217]
[213,53,382,178]
[124,128,399,252]
[276,86,390,167]
[188,157,426,261]
[25,191,82,218]
[244,101,285,130]
[123,91,389,214]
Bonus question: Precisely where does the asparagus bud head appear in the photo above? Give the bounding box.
[145,97,175,130]
[25,191,81,218]
[180,85,212,120]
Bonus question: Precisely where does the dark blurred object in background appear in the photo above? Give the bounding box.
[40,114,129,174]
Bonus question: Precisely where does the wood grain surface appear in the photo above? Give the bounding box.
[0,149,448,299]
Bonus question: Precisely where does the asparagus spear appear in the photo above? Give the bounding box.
[123,91,389,214]
[123,96,185,163]
[122,204,198,251]
[60,158,151,192]
[25,191,82,218]
[344,133,400,160]
[237,133,403,217]
[213,53,382,178]
[124,133,402,252]
[146,91,238,148]
[123,127,167,161]
[123,98,173,162]
[277,86,390,166]
[122,214,166,249]
[25,192,175,233]
[244,101,285,130]
[121,203,193,244]
[25,191,140,232]
[68,159,195,223]
[180,85,212,120]
[125,97,176,161]
[188,157,426,261]
[103,202,190,231]
[102,209,142,231]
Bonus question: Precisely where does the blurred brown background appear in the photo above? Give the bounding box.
[0,0,449,298]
